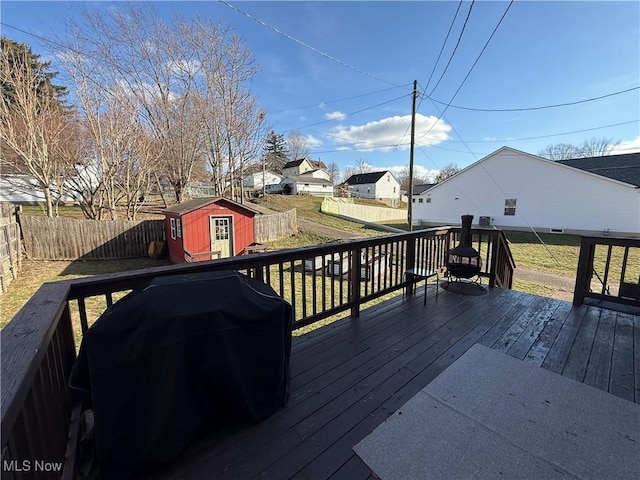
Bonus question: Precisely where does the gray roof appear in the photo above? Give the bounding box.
[163,197,260,216]
[557,152,640,187]
[283,176,333,185]
[345,171,389,185]
[413,183,436,195]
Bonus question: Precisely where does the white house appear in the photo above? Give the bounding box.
[413,147,640,237]
[281,158,328,177]
[242,171,282,189]
[281,175,334,196]
[344,171,401,206]
[0,174,77,204]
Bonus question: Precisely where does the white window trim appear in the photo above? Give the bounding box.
[176,218,182,238]
[170,218,176,240]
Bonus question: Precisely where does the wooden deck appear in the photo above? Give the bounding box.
[150,285,639,480]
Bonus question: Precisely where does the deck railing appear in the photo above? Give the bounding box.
[573,236,640,308]
[0,226,514,479]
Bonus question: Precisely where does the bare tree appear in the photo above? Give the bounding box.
[287,130,309,161]
[64,7,264,203]
[395,166,428,191]
[326,162,340,183]
[355,158,371,174]
[434,163,461,183]
[538,137,618,160]
[0,43,75,217]
[576,137,617,157]
[60,46,161,220]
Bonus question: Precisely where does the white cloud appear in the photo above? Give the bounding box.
[325,111,345,120]
[609,135,640,155]
[483,136,497,141]
[305,134,323,148]
[332,114,451,151]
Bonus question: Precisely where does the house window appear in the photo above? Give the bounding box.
[504,198,517,216]
[176,218,182,238]
[418,198,424,203]
[393,187,396,193]
[412,198,416,203]
[426,197,431,203]
[170,218,176,240]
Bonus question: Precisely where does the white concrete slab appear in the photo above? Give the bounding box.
[353,344,640,480]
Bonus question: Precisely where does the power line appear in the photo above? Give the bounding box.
[447,119,640,143]
[418,1,514,143]
[269,83,412,114]
[428,0,475,97]
[219,0,400,87]
[426,93,562,264]
[280,93,410,134]
[1,22,88,59]
[424,1,464,93]
[424,86,640,112]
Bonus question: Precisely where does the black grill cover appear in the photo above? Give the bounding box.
[70,270,292,478]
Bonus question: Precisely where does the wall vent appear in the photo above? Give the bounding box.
[479,216,492,227]
[549,228,564,234]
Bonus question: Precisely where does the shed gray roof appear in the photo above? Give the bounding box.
[557,152,640,187]
[163,197,261,216]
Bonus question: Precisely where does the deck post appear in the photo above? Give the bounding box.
[573,237,594,306]
[350,247,362,317]
[406,238,416,295]
[489,233,499,288]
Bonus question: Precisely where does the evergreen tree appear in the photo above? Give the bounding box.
[263,130,289,172]
[1,37,67,107]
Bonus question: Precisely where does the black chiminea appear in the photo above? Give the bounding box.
[446,214,482,280]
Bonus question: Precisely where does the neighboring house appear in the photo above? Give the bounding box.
[413,146,640,236]
[281,158,328,177]
[163,197,260,263]
[0,174,75,204]
[556,152,640,187]
[301,169,331,181]
[242,171,282,189]
[344,171,401,205]
[280,176,334,196]
[413,183,436,195]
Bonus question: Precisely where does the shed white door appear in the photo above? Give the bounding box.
[210,216,234,258]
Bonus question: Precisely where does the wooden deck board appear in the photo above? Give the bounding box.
[609,312,635,402]
[152,287,638,480]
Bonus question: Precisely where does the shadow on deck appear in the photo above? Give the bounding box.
[147,285,639,480]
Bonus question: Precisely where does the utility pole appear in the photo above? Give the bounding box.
[408,79,418,232]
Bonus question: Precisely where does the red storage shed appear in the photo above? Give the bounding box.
[163,197,260,264]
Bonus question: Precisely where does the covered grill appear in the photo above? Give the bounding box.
[446,214,482,280]
[70,270,292,478]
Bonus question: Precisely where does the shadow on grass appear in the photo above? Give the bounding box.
[59,257,171,278]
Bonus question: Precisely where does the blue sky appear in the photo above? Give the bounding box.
[1,1,639,181]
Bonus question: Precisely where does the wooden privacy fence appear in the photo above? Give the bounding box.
[0,222,21,293]
[254,208,298,243]
[19,215,165,261]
